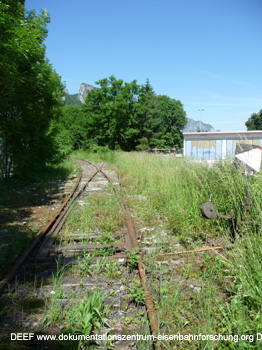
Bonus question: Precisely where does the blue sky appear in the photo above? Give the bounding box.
[25,0,262,131]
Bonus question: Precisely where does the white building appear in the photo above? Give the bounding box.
[183,131,262,160]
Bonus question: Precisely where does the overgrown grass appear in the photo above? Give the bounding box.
[64,192,123,234]
[108,152,262,349]
[71,150,117,165]
[67,150,262,348]
[113,153,262,239]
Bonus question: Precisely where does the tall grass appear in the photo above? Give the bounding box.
[113,153,262,238]
[70,151,262,236]
[112,152,262,348]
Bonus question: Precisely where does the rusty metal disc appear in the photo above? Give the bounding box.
[199,202,218,219]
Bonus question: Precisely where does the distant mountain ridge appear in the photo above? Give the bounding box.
[183,118,216,132]
[63,84,217,132]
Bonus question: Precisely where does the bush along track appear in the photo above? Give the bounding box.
[0,159,157,350]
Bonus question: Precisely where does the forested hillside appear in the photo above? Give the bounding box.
[63,94,82,107]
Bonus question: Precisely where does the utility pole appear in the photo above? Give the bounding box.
[198,109,204,132]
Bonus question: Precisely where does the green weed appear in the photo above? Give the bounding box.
[60,289,110,348]
[125,248,140,271]
[97,231,115,244]
[128,280,146,305]
[47,264,67,324]
[77,250,95,276]
[104,258,123,279]
[93,256,107,275]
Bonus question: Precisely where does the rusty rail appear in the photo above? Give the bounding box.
[120,201,158,333]
[36,165,103,261]
[0,163,105,293]
[77,158,159,335]
[0,174,82,295]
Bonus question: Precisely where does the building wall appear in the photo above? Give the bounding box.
[183,132,262,160]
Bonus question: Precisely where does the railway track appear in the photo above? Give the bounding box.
[0,159,158,349]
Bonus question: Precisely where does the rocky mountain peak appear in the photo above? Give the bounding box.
[77,83,94,103]
[63,83,95,105]
[183,118,216,132]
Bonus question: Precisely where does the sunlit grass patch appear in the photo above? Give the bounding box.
[113,152,262,238]
[64,192,124,234]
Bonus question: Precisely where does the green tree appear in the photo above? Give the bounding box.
[156,95,187,148]
[57,105,87,153]
[83,76,142,151]
[245,110,262,130]
[136,83,187,150]
[0,1,64,177]
[81,76,187,152]
[136,81,163,150]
